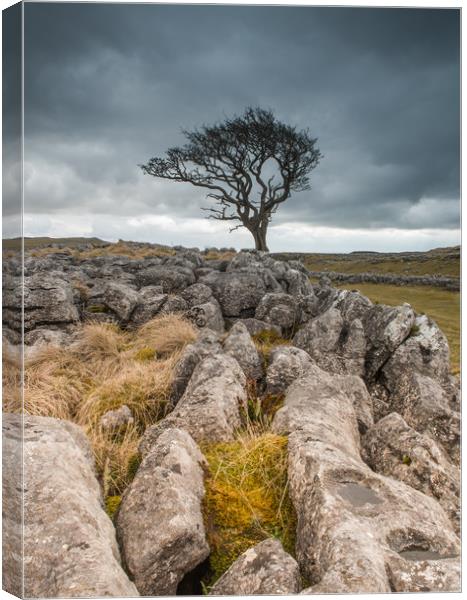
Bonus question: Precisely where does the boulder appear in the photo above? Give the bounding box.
[362,413,460,533]
[255,293,300,335]
[159,294,188,315]
[2,414,138,598]
[229,317,281,338]
[265,346,314,396]
[170,329,223,405]
[86,281,140,324]
[187,300,225,332]
[223,321,263,381]
[332,289,373,323]
[363,303,415,379]
[99,405,134,432]
[293,308,366,376]
[383,372,460,464]
[4,274,79,334]
[135,265,195,292]
[382,314,452,390]
[209,538,301,596]
[141,354,247,450]
[117,428,209,595]
[181,283,214,308]
[273,367,459,593]
[199,271,267,317]
[129,288,168,327]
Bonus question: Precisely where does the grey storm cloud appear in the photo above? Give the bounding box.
[8,2,460,246]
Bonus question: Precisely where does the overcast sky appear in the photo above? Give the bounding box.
[4,2,461,251]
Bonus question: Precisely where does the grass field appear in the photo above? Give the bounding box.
[337,282,460,375]
[274,246,460,279]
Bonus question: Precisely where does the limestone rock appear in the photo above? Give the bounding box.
[363,303,415,379]
[2,414,137,598]
[187,300,225,332]
[117,428,209,595]
[255,293,300,335]
[141,353,247,450]
[4,274,79,334]
[209,538,301,596]
[384,372,460,464]
[265,345,314,396]
[199,271,267,317]
[293,308,366,376]
[230,317,282,337]
[362,413,460,533]
[170,329,223,405]
[181,283,214,307]
[135,265,195,292]
[99,405,134,432]
[274,367,459,593]
[223,321,263,380]
[129,287,168,326]
[382,313,452,390]
[88,281,140,324]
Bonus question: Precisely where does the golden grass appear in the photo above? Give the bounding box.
[337,282,460,375]
[203,250,237,261]
[28,241,177,260]
[3,314,197,497]
[133,313,197,356]
[303,253,460,278]
[201,431,296,587]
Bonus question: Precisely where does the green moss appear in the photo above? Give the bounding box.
[105,495,122,519]
[402,454,412,466]
[126,452,142,481]
[87,304,108,314]
[201,432,297,587]
[410,324,420,337]
[134,347,157,361]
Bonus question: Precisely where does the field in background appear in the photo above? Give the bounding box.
[337,282,460,375]
[275,246,460,279]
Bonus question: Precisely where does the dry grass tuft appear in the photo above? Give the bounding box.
[75,241,176,260]
[3,313,196,497]
[201,431,296,587]
[134,313,197,356]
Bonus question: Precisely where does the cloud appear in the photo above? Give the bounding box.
[5,3,459,250]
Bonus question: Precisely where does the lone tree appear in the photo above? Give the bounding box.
[140,107,322,251]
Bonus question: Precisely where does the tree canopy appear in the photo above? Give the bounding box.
[141,107,322,251]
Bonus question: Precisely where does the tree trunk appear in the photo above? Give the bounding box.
[251,223,269,252]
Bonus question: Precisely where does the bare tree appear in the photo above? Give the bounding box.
[140,107,322,251]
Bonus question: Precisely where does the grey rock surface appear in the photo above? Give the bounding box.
[274,367,459,593]
[255,292,300,335]
[2,413,138,598]
[117,428,209,595]
[99,404,134,432]
[170,329,223,405]
[363,302,415,379]
[265,345,314,396]
[4,274,79,333]
[209,538,301,596]
[141,353,247,450]
[223,321,263,380]
[188,300,225,332]
[362,412,460,533]
[135,264,195,292]
[200,270,268,317]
